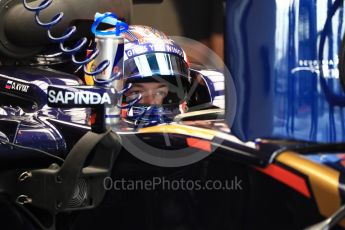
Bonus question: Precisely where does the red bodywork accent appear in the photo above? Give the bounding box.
[186,138,212,152]
[257,164,311,198]
[89,113,96,125]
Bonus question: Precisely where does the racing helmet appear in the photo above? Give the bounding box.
[121,26,190,126]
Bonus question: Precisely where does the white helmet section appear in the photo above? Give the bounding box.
[122,25,188,63]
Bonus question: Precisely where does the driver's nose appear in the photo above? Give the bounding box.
[140,93,155,105]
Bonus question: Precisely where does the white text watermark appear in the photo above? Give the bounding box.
[103,176,243,191]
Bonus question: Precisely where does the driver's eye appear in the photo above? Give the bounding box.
[155,90,168,98]
[125,90,142,100]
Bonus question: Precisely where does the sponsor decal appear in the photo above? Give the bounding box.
[48,90,112,105]
[125,43,184,59]
[5,80,30,92]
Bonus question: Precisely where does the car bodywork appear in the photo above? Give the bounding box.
[0,65,344,230]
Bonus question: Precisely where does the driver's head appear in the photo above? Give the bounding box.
[121,26,190,126]
[122,74,189,126]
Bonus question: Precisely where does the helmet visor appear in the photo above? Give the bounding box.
[124,53,189,81]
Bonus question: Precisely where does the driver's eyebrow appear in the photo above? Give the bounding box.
[153,84,168,89]
[130,84,145,89]
[157,84,168,88]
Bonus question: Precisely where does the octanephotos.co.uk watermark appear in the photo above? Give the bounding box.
[103,176,243,191]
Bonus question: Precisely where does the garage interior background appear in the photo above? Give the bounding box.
[132,0,224,60]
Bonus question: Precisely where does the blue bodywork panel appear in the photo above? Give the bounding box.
[0,67,90,156]
[226,0,345,142]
